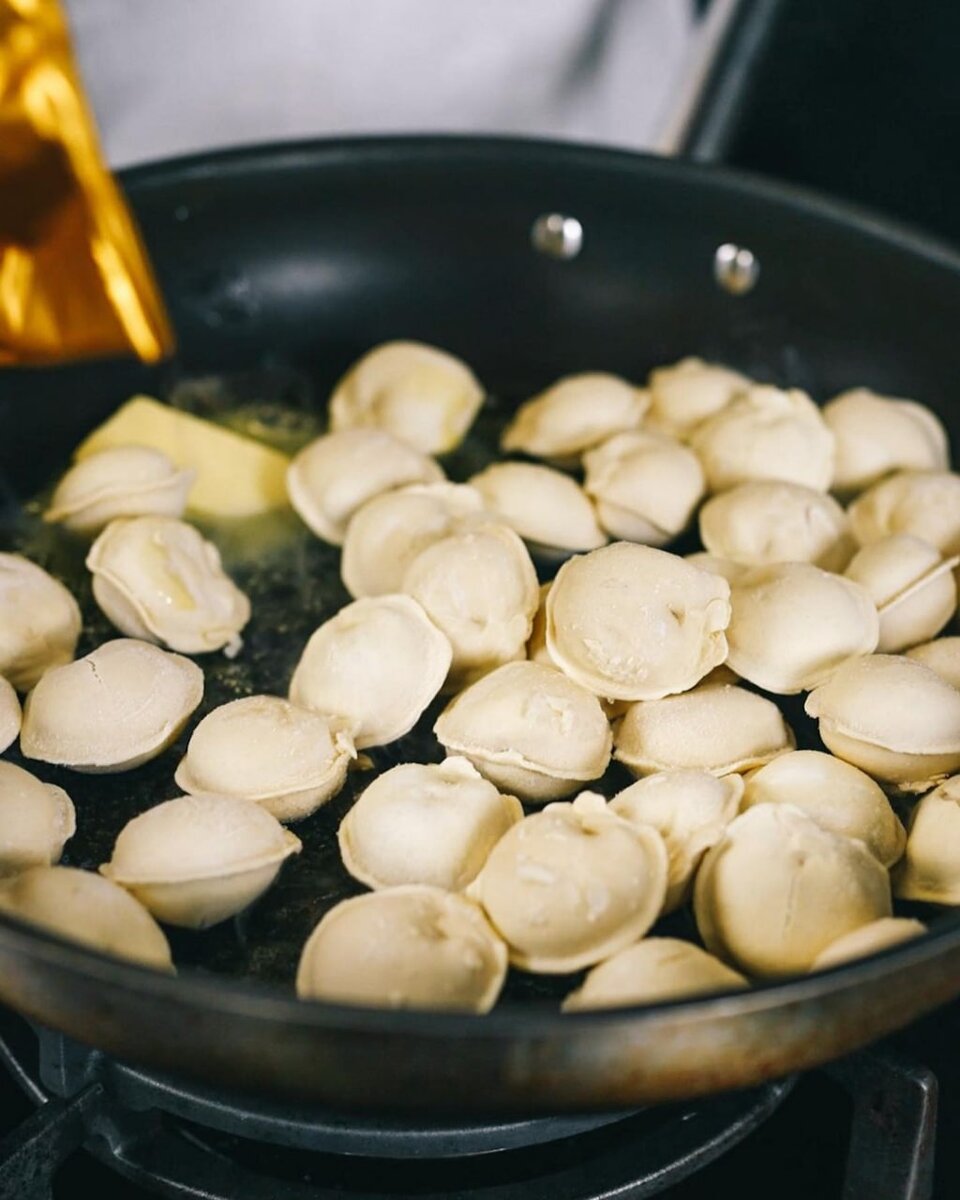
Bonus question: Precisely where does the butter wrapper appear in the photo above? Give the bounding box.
[0,0,173,364]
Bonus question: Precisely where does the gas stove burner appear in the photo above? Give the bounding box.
[0,1009,942,1200]
[0,1013,793,1199]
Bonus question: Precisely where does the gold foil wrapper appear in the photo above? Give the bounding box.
[0,0,174,364]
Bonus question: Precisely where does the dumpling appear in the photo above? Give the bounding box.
[289,595,452,749]
[805,655,960,789]
[434,661,612,802]
[44,445,195,534]
[0,677,21,755]
[823,388,948,495]
[810,918,926,971]
[545,543,731,702]
[894,776,960,904]
[101,793,301,928]
[847,471,960,557]
[0,555,81,692]
[646,357,750,438]
[340,482,486,599]
[563,938,747,1010]
[740,750,905,867]
[329,341,484,455]
[468,463,606,553]
[501,373,648,461]
[175,696,355,822]
[906,637,960,690]
[287,429,443,545]
[0,762,75,875]
[402,525,538,688]
[689,385,834,493]
[694,805,891,977]
[843,535,957,653]
[468,792,668,973]
[0,866,174,971]
[613,684,793,778]
[725,563,878,694]
[20,639,203,773]
[582,430,705,546]
[698,481,850,570]
[87,516,250,656]
[610,771,743,911]
[296,886,507,1012]
[339,757,522,891]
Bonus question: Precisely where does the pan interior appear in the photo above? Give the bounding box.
[1,139,960,1023]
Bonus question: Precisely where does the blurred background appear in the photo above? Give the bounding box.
[725,0,960,247]
[63,0,960,245]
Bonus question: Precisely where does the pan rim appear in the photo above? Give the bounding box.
[0,902,958,1037]
[118,132,960,282]
[6,133,960,1047]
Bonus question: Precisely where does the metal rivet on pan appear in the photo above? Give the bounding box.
[714,243,759,295]
[531,213,584,260]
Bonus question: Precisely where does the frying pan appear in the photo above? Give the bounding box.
[4,17,960,1115]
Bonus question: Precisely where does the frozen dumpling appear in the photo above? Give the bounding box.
[582,430,705,546]
[296,886,507,1012]
[545,543,731,701]
[469,792,668,973]
[894,776,960,904]
[725,563,878,694]
[810,917,926,970]
[694,805,891,978]
[805,655,960,788]
[468,463,606,553]
[823,388,948,495]
[610,771,743,911]
[20,639,203,773]
[501,373,648,461]
[339,757,522,891]
[690,385,834,493]
[0,678,21,755]
[434,661,612,802]
[613,684,793,778]
[87,516,250,656]
[341,482,486,599]
[906,637,960,690]
[175,696,355,822]
[44,445,195,534]
[699,481,850,570]
[101,793,301,928]
[329,341,484,455]
[0,555,81,692]
[287,429,443,545]
[402,525,538,688]
[563,938,747,1010]
[289,595,451,750]
[847,471,960,558]
[740,750,905,867]
[844,535,957,653]
[646,357,750,439]
[0,866,174,972]
[0,762,75,875]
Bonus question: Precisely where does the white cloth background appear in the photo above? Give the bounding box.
[64,0,697,166]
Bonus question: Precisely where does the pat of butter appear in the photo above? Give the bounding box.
[76,396,290,519]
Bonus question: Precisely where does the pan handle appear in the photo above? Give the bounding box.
[654,0,786,162]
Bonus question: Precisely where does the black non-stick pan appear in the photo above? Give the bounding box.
[2,130,960,1113]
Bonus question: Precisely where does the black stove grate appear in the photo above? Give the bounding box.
[0,1012,938,1200]
[0,1014,793,1200]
